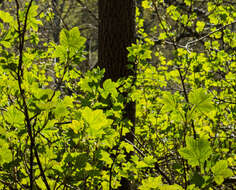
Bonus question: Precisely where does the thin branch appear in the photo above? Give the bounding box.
[15,0,35,188]
[34,146,51,190]
[124,138,172,185]
[76,0,98,21]
[213,97,236,105]
[185,20,236,51]
[14,0,51,189]
[124,138,146,157]
[51,0,69,30]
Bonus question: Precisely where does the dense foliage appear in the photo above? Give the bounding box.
[0,0,235,189]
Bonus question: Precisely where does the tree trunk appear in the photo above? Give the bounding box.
[98,0,136,189]
[98,0,135,81]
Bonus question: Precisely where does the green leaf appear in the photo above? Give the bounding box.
[142,0,151,9]
[189,88,214,115]
[53,100,69,118]
[4,106,24,126]
[100,150,113,165]
[179,136,212,167]
[161,92,177,112]
[52,45,67,61]
[82,107,112,138]
[167,5,180,21]
[211,160,233,185]
[186,184,199,190]
[120,142,134,153]
[0,10,14,24]
[196,21,205,33]
[136,160,149,168]
[207,2,214,12]
[139,176,183,190]
[209,14,218,25]
[60,27,86,52]
[0,139,12,163]
[190,172,205,188]
[159,32,167,40]
[27,4,42,31]
[101,79,118,99]
[143,155,157,166]
[160,92,184,121]
[184,0,191,6]
[159,184,183,190]
[138,176,162,190]
[67,120,83,134]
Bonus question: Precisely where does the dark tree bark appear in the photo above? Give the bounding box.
[98,0,135,81]
[98,0,136,189]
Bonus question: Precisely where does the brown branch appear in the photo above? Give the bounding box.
[15,0,35,188]
[14,0,51,189]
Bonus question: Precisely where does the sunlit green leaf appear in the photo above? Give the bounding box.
[120,141,134,153]
[138,176,162,190]
[60,27,86,52]
[161,92,177,112]
[102,79,118,99]
[196,21,205,33]
[100,150,113,165]
[211,160,233,185]
[0,139,12,163]
[189,88,214,116]
[179,136,212,167]
[0,10,14,24]
[82,107,112,138]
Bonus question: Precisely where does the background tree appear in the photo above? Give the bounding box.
[98,0,136,189]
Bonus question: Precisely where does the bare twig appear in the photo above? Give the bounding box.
[185,20,236,51]
[76,0,98,21]
[124,137,172,185]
